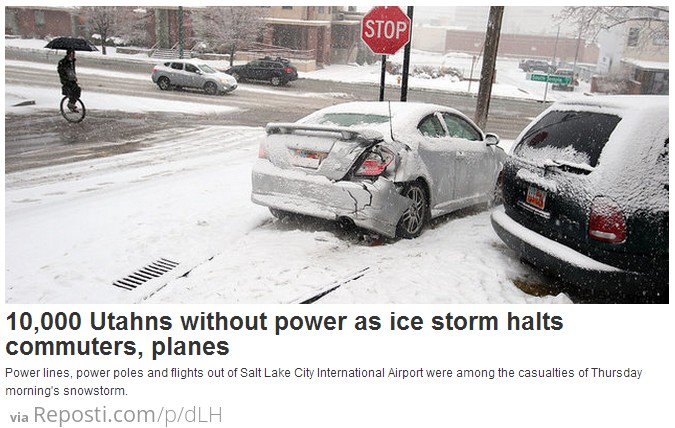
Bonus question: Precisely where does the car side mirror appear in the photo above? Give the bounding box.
[485,133,500,146]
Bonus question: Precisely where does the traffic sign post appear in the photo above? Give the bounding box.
[361,6,412,101]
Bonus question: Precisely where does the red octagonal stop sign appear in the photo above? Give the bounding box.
[361,6,411,55]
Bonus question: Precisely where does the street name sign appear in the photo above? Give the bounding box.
[528,73,572,85]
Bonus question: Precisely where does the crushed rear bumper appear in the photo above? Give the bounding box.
[251,159,411,238]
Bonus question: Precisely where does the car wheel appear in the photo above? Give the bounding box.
[270,76,282,86]
[157,76,171,91]
[204,81,218,95]
[396,182,429,239]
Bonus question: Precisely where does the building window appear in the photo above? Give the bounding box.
[653,31,669,46]
[34,10,45,27]
[282,6,293,10]
[627,28,640,47]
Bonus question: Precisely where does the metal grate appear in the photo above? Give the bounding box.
[113,258,180,291]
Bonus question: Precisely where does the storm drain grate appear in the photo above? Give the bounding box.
[113,258,180,291]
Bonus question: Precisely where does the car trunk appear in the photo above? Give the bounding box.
[262,123,384,181]
[503,159,593,254]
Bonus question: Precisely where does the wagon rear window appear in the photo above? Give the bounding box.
[513,110,621,167]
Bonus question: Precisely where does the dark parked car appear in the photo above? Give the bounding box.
[252,101,505,239]
[550,68,577,91]
[491,96,668,302]
[519,59,555,73]
[226,57,298,86]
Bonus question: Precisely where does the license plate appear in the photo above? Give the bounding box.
[291,150,327,169]
[526,186,547,210]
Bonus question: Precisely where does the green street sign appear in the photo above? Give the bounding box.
[528,73,572,84]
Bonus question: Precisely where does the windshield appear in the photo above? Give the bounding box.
[514,110,621,168]
[305,113,390,127]
[198,64,216,74]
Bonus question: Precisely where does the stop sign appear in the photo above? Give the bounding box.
[361,6,411,55]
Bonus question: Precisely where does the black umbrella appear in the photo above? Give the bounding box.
[44,37,99,52]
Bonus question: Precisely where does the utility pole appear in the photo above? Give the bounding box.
[543,26,560,103]
[475,6,503,130]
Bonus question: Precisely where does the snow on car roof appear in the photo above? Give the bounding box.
[553,94,667,112]
[297,101,475,144]
[302,101,469,130]
[311,101,463,118]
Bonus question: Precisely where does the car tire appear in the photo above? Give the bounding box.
[157,76,171,91]
[204,81,218,95]
[396,182,429,239]
[270,76,282,86]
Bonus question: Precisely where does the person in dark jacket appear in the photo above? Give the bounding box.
[57,49,81,112]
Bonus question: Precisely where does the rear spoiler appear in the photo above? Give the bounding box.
[266,123,384,143]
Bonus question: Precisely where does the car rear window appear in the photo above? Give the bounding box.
[513,110,621,168]
[308,113,390,127]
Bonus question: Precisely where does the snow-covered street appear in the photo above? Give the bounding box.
[5,121,570,304]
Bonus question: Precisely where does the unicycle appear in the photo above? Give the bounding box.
[60,96,86,123]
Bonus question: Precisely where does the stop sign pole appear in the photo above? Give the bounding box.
[400,7,414,101]
[361,6,412,101]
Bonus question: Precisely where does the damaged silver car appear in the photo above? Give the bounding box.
[251,101,505,238]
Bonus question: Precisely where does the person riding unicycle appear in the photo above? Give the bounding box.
[58,48,81,112]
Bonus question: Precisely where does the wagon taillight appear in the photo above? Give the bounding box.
[588,196,626,243]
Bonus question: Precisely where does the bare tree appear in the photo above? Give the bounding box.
[193,7,268,66]
[81,7,150,54]
[117,8,152,48]
[556,6,669,42]
[81,6,117,55]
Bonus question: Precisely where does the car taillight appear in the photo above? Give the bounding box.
[355,147,394,177]
[284,67,293,74]
[258,143,266,159]
[588,196,626,243]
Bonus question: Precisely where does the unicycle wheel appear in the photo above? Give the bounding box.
[60,97,86,123]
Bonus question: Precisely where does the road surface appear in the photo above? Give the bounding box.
[5,53,548,173]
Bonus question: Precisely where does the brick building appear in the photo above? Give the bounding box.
[413,27,599,65]
[5,6,81,39]
[261,6,361,65]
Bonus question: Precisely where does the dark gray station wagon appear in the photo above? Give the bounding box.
[491,95,668,303]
